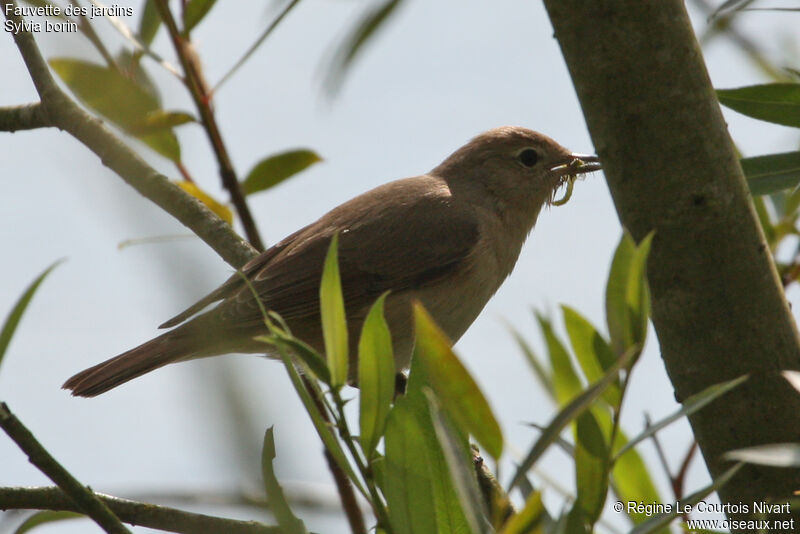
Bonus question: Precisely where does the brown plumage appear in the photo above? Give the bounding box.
[63,127,600,397]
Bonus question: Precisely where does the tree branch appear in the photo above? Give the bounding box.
[0,403,130,534]
[0,103,49,131]
[2,1,258,269]
[0,487,283,534]
[544,0,800,521]
[152,0,265,252]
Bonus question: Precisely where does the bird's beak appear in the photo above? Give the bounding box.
[549,153,602,177]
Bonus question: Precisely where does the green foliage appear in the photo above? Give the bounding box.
[242,150,323,196]
[320,234,349,387]
[413,303,503,460]
[741,151,800,196]
[358,293,395,458]
[0,260,63,371]
[261,427,308,534]
[182,0,218,35]
[717,83,800,128]
[49,58,183,161]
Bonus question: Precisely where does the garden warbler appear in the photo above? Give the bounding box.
[64,126,600,397]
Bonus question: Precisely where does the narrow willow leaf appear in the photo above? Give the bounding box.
[325,0,404,92]
[261,427,308,534]
[413,302,503,459]
[382,398,437,534]
[615,374,748,460]
[630,464,743,534]
[574,411,609,525]
[741,151,800,196]
[561,305,621,406]
[724,443,800,467]
[320,234,348,387]
[175,181,233,224]
[254,335,330,384]
[535,312,583,405]
[277,346,367,498]
[717,84,800,128]
[138,0,161,45]
[424,390,484,534]
[605,234,635,355]
[358,293,394,457]
[506,324,554,399]
[0,259,64,370]
[182,0,218,34]
[131,110,196,135]
[242,149,323,196]
[499,491,545,534]
[708,0,756,20]
[605,231,652,356]
[610,429,664,529]
[507,347,635,492]
[49,58,180,161]
[13,510,82,533]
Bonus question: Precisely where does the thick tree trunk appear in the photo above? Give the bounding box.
[544,0,800,522]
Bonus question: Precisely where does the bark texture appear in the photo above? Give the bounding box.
[544,0,800,519]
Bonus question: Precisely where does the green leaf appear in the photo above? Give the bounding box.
[412,302,503,459]
[320,234,349,387]
[13,510,82,533]
[325,0,404,93]
[138,0,161,46]
[507,324,554,399]
[381,374,474,534]
[242,150,323,196]
[741,151,800,196]
[574,411,609,525]
[630,463,743,534]
[131,110,196,135]
[718,84,800,128]
[507,347,635,492]
[616,374,748,460]
[261,427,308,534]
[424,390,485,534]
[536,313,583,404]
[175,181,233,224]
[382,396,438,534]
[49,58,180,161]
[276,346,367,498]
[610,429,664,528]
[605,231,652,357]
[724,443,800,467]
[0,260,64,371]
[561,306,621,406]
[499,491,545,534]
[254,335,330,384]
[182,0,218,34]
[358,293,395,458]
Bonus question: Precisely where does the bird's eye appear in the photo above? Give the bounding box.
[517,148,539,168]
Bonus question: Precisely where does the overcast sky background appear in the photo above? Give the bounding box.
[2,1,800,532]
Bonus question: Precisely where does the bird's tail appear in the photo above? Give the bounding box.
[63,329,198,397]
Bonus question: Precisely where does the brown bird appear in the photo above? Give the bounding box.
[64,126,600,397]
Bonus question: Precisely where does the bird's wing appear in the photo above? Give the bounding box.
[211,177,481,329]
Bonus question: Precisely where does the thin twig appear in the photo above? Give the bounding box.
[0,403,130,534]
[0,103,49,131]
[2,1,257,268]
[213,0,303,92]
[0,486,283,534]
[152,0,265,251]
